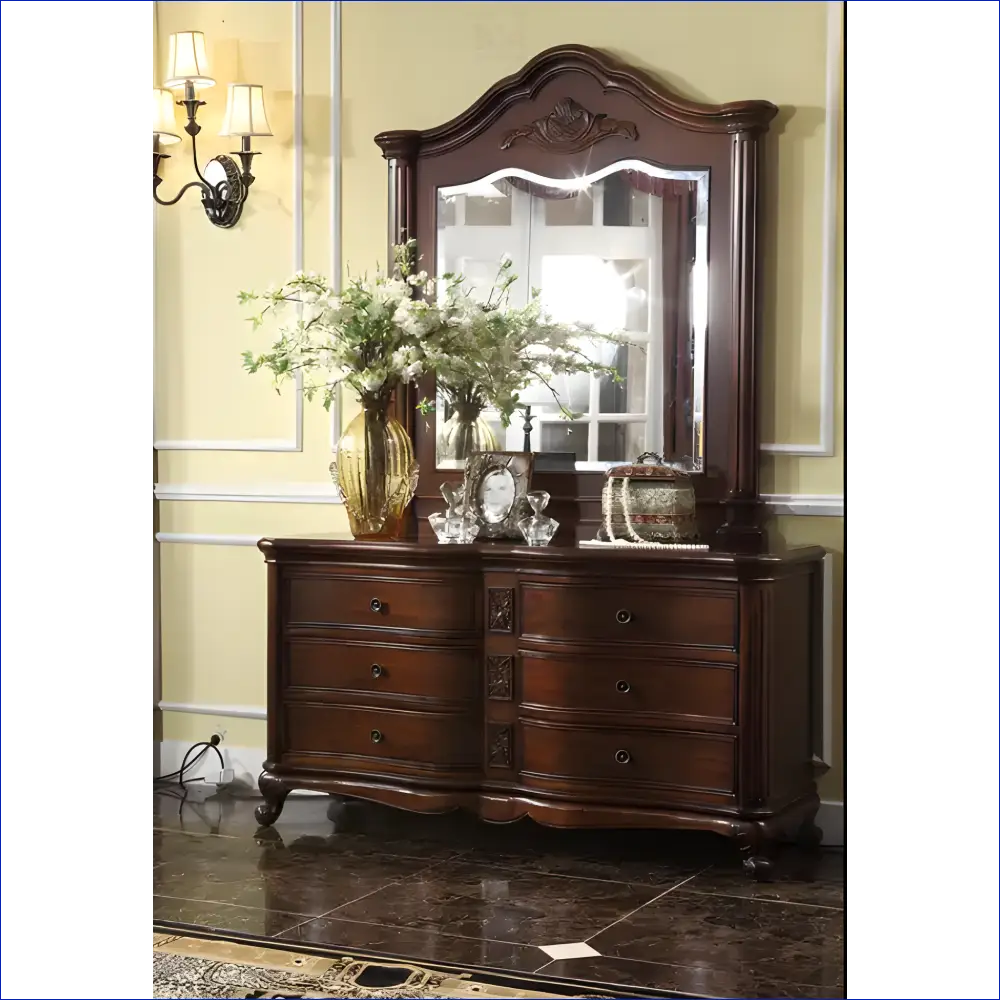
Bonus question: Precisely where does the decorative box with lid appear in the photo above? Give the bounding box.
[599,452,699,544]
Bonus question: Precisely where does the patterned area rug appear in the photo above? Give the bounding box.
[153,932,615,999]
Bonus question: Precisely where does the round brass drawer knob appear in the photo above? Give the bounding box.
[615,609,632,624]
[370,598,383,613]
[370,729,383,744]
[614,749,631,764]
[370,664,383,679]
[616,680,631,694]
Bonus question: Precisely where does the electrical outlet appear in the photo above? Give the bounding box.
[219,768,235,785]
[180,783,216,803]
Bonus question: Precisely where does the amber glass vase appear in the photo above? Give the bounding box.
[330,391,419,540]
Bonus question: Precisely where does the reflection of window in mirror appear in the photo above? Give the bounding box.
[435,163,708,471]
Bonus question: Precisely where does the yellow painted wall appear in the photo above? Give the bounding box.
[156,2,844,799]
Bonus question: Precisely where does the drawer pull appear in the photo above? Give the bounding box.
[370,729,384,744]
[370,664,384,679]
[614,749,631,764]
[616,680,631,693]
[615,609,632,624]
[369,598,383,613]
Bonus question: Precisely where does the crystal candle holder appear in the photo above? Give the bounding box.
[518,490,559,546]
[428,481,480,544]
[428,510,480,544]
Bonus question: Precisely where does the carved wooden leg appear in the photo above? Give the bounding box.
[796,818,823,849]
[794,796,823,849]
[734,821,778,882]
[254,771,291,828]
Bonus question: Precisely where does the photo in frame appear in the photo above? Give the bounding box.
[461,451,534,540]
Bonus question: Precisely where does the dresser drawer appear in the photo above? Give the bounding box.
[283,704,478,771]
[519,582,737,651]
[519,652,736,724]
[520,721,736,795]
[285,639,477,703]
[286,573,477,634]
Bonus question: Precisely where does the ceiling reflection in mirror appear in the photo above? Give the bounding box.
[433,161,708,473]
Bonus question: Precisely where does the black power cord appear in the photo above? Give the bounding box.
[154,733,225,782]
[155,745,209,784]
[154,734,227,815]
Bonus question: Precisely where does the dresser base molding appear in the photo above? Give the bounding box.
[254,768,819,880]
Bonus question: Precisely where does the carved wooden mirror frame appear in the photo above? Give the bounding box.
[375,45,777,552]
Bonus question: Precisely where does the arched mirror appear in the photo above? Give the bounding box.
[376,46,777,550]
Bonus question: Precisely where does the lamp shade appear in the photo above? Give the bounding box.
[153,88,181,144]
[163,31,215,89]
[219,84,273,137]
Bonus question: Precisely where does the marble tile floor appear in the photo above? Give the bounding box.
[153,789,844,999]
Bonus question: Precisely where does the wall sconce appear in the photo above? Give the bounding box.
[153,31,272,229]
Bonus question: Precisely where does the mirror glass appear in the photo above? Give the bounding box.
[478,467,516,522]
[434,161,708,473]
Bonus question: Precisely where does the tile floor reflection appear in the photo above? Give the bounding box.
[153,789,843,999]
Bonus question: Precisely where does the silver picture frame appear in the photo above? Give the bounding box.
[461,451,535,540]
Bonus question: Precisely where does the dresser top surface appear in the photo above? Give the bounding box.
[259,534,824,569]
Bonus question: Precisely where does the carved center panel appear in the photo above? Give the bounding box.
[487,724,512,769]
[499,97,638,152]
[486,655,513,701]
[488,588,514,632]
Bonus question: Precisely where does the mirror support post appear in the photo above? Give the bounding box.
[376,131,421,442]
[717,129,767,554]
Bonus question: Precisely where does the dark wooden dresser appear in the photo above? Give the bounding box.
[255,536,824,877]
[254,46,827,880]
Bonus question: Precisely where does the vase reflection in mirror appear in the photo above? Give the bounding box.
[518,490,559,546]
[438,399,498,465]
[428,482,480,544]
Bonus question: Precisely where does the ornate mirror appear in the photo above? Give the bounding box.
[375,46,777,550]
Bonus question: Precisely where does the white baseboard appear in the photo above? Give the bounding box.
[154,740,844,846]
[156,739,325,798]
[816,800,844,847]
[156,739,266,789]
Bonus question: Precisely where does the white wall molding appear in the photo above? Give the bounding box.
[329,0,343,453]
[153,1,306,454]
[760,0,841,458]
[762,493,843,517]
[158,701,267,720]
[154,483,840,515]
[156,533,262,547]
[154,482,342,505]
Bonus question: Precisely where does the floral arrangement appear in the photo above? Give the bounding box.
[423,255,625,428]
[240,245,625,428]
[239,240,438,411]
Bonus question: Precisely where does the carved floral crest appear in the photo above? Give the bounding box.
[499,98,638,153]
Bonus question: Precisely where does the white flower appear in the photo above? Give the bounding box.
[499,253,512,266]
